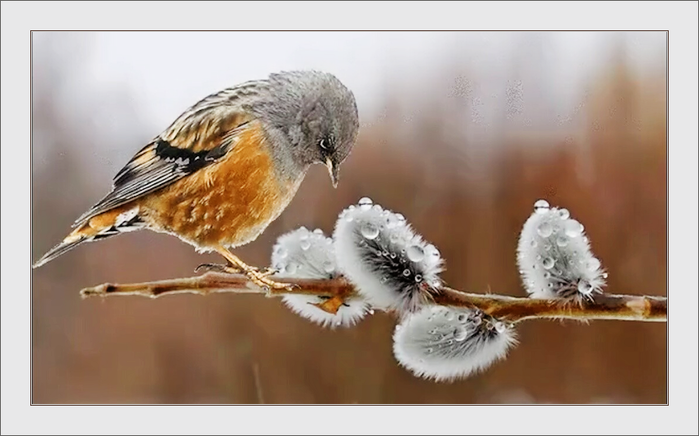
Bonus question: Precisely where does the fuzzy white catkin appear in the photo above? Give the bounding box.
[333,197,444,313]
[393,305,517,382]
[517,199,607,301]
[271,227,369,328]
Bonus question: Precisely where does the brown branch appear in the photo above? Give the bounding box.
[79,272,666,323]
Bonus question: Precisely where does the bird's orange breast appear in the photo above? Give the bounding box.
[139,123,302,249]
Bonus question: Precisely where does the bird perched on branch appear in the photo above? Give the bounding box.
[33,70,360,291]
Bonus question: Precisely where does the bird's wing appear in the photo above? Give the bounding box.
[72,92,256,228]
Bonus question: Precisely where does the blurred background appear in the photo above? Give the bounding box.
[31,31,667,404]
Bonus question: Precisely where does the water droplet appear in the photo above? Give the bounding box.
[558,208,570,220]
[390,252,397,259]
[425,244,440,258]
[564,220,583,238]
[457,313,467,323]
[407,245,425,262]
[534,199,550,213]
[444,311,455,321]
[537,221,553,238]
[429,328,438,335]
[542,257,555,270]
[358,197,373,210]
[381,250,389,257]
[395,213,406,223]
[547,283,553,288]
[300,239,311,250]
[372,204,383,212]
[530,239,538,248]
[345,215,354,222]
[361,222,379,240]
[402,269,411,277]
[445,339,454,345]
[385,215,397,229]
[494,322,507,333]
[544,272,551,279]
[602,272,609,279]
[323,262,335,273]
[348,205,355,211]
[556,236,569,247]
[277,248,288,259]
[426,347,433,354]
[415,274,423,283]
[578,280,593,295]
[313,228,323,235]
[587,257,601,271]
[368,308,375,315]
[545,244,552,251]
[454,327,468,341]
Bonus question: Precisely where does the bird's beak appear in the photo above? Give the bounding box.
[326,157,339,188]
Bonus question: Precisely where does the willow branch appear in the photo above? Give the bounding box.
[79,272,666,323]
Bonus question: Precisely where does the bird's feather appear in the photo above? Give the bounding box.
[73,100,254,228]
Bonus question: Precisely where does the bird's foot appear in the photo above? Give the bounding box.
[195,263,292,294]
[257,266,279,277]
[212,246,295,296]
[245,268,295,295]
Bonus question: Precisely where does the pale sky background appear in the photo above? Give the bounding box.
[39,31,666,125]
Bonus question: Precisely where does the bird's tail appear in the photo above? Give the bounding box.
[32,206,145,268]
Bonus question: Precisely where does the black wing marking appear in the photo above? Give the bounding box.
[72,132,240,228]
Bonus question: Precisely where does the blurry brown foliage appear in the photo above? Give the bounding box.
[31,35,666,404]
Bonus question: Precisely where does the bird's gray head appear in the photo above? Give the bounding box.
[251,70,359,188]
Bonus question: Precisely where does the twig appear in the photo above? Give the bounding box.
[80,272,666,323]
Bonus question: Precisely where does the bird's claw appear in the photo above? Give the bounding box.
[244,268,294,296]
[196,259,289,295]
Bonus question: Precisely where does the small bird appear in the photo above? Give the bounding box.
[33,70,359,290]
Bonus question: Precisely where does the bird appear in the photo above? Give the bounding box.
[32,70,360,291]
